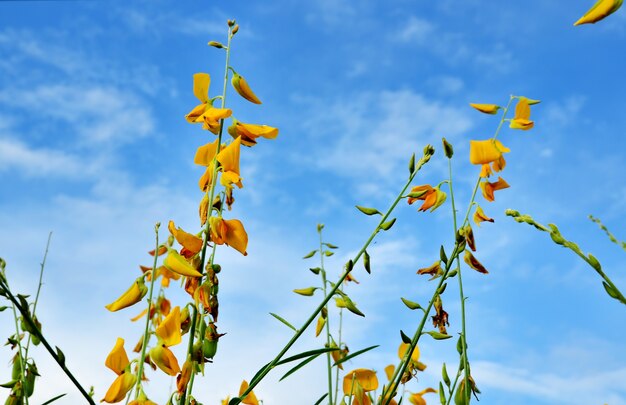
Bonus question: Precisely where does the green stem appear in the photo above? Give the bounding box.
[183,23,234,405]
[10,300,28,405]
[333,289,344,405]
[236,148,434,404]
[447,157,471,403]
[134,224,160,397]
[319,228,334,405]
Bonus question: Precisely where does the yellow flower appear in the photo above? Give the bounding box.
[101,372,137,403]
[509,98,534,130]
[217,137,244,209]
[238,380,259,405]
[473,205,494,225]
[176,358,194,395]
[163,249,203,277]
[469,139,510,165]
[185,73,232,132]
[155,306,182,347]
[105,277,148,312]
[231,72,262,104]
[149,344,181,376]
[228,120,279,147]
[574,0,623,25]
[168,220,203,256]
[104,338,130,376]
[480,176,510,202]
[408,388,437,405]
[398,342,420,363]
[407,185,447,212]
[209,216,248,256]
[194,138,221,166]
[417,261,443,279]
[128,390,158,405]
[343,368,379,395]
[384,364,395,381]
[469,103,500,114]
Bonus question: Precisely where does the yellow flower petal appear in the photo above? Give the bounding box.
[209,217,248,256]
[150,345,181,376]
[193,73,210,103]
[463,250,489,274]
[232,73,262,104]
[155,306,182,347]
[101,372,137,403]
[469,139,509,165]
[217,137,242,176]
[574,0,623,25]
[480,176,510,202]
[104,338,129,376]
[473,205,494,226]
[398,342,420,363]
[239,380,259,405]
[469,103,500,114]
[228,121,278,147]
[163,249,203,277]
[194,139,221,166]
[384,364,395,381]
[168,220,203,255]
[343,369,379,394]
[105,277,148,312]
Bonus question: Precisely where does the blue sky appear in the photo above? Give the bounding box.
[1,1,626,404]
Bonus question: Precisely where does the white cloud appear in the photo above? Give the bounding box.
[397,16,435,44]
[0,137,82,177]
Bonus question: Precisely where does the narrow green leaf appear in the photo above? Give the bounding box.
[442,363,451,387]
[342,296,365,317]
[248,361,272,388]
[303,250,318,259]
[309,267,321,275]
[280,352,322,381]
[17,294,30,312]
[332,345,379,367]
[324,251,334,257]
[379,218,396,231]
[269,313,297,332]
[400,330,411,344]
[314,393,329,405]
[424,331,452,340]
[275,347,338,366]
[363,250,371,274]
[400,297,422,310]
[408,153,416,174]
[587,253,602,271]
[0,380,17,388]
[439,381,446,404]
[41,394,67,405]
[229,398,242,405]
[324,243,339,249]
[356,206,382,216]
[0,306,8,312]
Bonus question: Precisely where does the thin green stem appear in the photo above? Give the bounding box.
[236,149,434,404]
[24,232,52,358]
[319,228,334,405]
[447,157,470,403]
[183,23,234,405]
[134,224,160,397]
[333,289,343,405]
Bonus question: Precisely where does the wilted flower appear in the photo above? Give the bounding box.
[480,176,510,202]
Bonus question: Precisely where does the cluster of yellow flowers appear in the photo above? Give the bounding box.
[101,20,276,405]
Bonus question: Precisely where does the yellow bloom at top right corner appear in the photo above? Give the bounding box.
[574,0,623,26]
